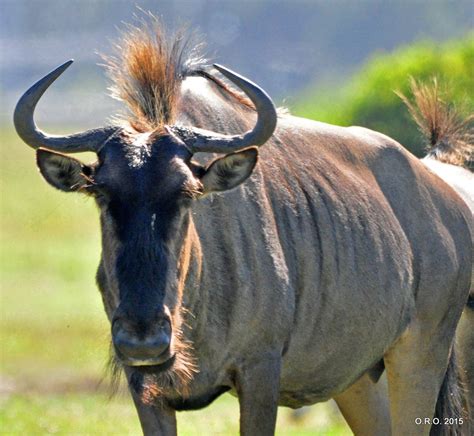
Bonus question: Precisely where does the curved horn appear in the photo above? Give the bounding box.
[14,60,117,153]
[175,64,277,153]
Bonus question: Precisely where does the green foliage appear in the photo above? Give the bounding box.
[295,34,473,157]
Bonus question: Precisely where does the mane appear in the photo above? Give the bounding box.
[397,77,473,168]
[103,16,256,133]
[103,16,207,132]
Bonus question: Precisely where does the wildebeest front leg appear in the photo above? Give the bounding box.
[236,355,281,435]
[124,368,177,436]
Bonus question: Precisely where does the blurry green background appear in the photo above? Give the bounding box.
[296,36,474,158]
[1,1,472,434]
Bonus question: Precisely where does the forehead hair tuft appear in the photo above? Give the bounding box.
[102,13,207,133]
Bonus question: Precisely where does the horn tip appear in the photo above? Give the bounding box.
[56,59,74,73]
[42,60,74,80]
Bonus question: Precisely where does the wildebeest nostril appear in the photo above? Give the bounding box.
[112,318,172,363]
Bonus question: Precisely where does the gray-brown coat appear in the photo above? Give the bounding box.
[15,25,472,435]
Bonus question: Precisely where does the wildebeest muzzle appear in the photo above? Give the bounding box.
[112,306,173,367]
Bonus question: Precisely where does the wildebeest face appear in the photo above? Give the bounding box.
[16,59,274,377]
[36,130,258,368]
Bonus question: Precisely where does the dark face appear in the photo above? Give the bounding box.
[94,132,201,367]
[36,129,258,368]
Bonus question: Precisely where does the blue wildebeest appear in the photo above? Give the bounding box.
[14,24,472,435]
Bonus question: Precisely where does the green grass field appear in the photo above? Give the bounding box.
[0,126,351,435]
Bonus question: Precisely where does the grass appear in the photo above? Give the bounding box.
[1,393,349,435]
[0,126,351,434]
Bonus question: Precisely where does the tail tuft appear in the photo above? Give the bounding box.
[397,78,473,168]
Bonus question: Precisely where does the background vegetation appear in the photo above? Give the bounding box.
[1,1,472,433]
[295,35,474,157]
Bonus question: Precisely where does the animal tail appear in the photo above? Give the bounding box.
[397,77,473,169]
[430,347,470,436]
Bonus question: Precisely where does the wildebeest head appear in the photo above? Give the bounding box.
[14,55,276,377]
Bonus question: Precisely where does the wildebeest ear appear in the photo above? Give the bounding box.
[200,147,258,194]
[36,148,90,192]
